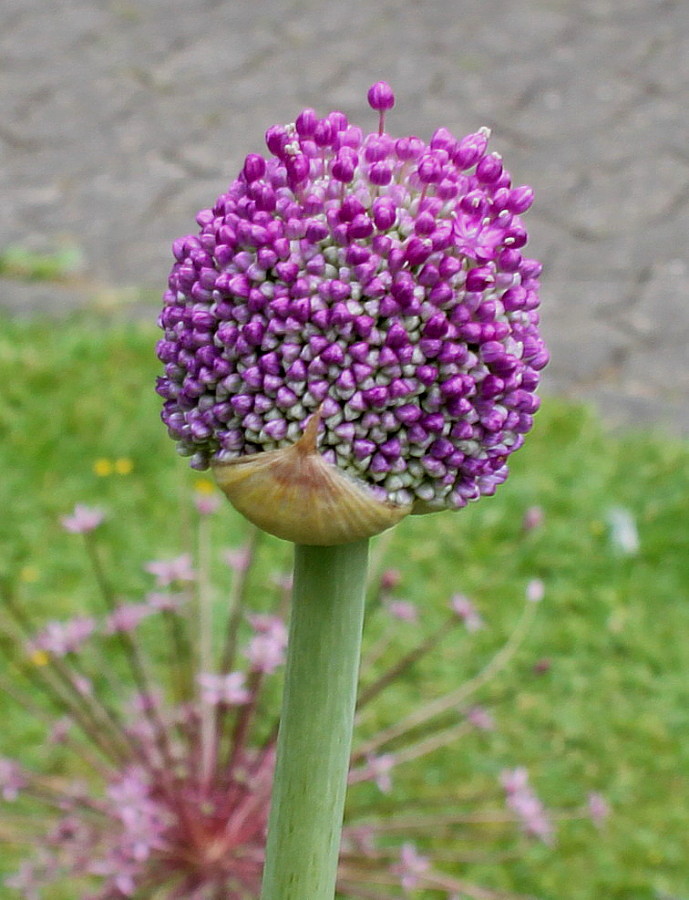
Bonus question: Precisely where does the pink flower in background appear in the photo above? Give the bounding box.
[588,791,610,826]
[379,569,402,593]
[450,593,484,631]
[392,842,430,891]
[29,617,96,657]
[501,766,554,844]
[386,599,418,623]
[245,614,288,674]
[145,591,187,612]
[522,505,545,531]
[365,753,395,793]
[1,500,604,898]
[194,493,222,516]
[71,674,93,696]
[197,671,251,706]
[145,553,196,586]
[60,504,105,534]
[224,545,253,573]
[4,862,43,898]
[105,604,154,635]
[466,705,495,731]
[526,577,545,603]
[0,758,26,801]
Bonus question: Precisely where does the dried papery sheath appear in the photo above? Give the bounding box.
[157,82,548,543]
[213,409,410,545]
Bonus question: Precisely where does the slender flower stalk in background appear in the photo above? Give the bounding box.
[0,500,605,900]
[155,80,549,897]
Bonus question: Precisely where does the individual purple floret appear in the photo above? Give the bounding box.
[157,82,548,513]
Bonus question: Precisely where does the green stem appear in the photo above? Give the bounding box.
[259,539,369,900]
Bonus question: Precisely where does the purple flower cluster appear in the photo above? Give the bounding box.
[157,82,547,511]
[3,503,607,899]
[501,766,554,844]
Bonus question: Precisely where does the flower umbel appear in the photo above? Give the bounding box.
[0,500,603,900]
[157,82,547,543]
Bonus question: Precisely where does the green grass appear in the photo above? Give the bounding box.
[1,311,688,899]
[0,244,83,282]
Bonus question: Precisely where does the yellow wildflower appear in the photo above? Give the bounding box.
[93,458,113,477]
[19,566,40,583]
[114,457,134,475]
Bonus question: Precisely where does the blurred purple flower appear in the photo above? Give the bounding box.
[522,504,545,532]
[501,766,554,844]
[105,604,154,635]
[525,577,545,603]
[61,504,105,534]
[379,569,402,593]
[0,758,25,801]
[245,614,288,674]
[145,591,187,613]
[364,753,395,793]
[386,599,418,623]
[466,705,495,731]
[29,616,96,657]
[2,506,604,899]
[224,545,253,573]
[588,791,610,826]
[392,842,431,891]
[145,553,196,586]
[194,493,222,516]
[197,671,251,706]
[450,593,485,631]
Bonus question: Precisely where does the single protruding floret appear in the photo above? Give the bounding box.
[367,81,395,134]
[157,83,548,543]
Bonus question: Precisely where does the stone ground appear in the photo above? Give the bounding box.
[2,0,688,435]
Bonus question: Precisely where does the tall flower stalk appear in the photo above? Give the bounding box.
[260,542,368,899]
[0,499,605,899]
[155,81,549,895]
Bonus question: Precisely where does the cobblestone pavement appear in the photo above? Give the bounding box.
[2,0,688,434]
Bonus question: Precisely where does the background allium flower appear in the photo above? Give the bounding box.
[0,758,25,801]
[0,501,603,900]
[197,671,251,705]
[61,504,105,534]
[28,616,96,657]
[521,504,545,532]
[392,842,431,891]
[450,593,484,631]
[525,577,545,603]
[501,766,554,845]
[104,603,154,634]
[386,598,418,622]
[466,705,496,731]
[244,614,288,674]
[157,82,547,525]
[587,791,611,827]
[144,553,196,586]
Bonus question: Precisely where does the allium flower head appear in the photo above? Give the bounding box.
[158,81,547,543]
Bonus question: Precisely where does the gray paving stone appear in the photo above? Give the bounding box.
[1,0,688,435]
